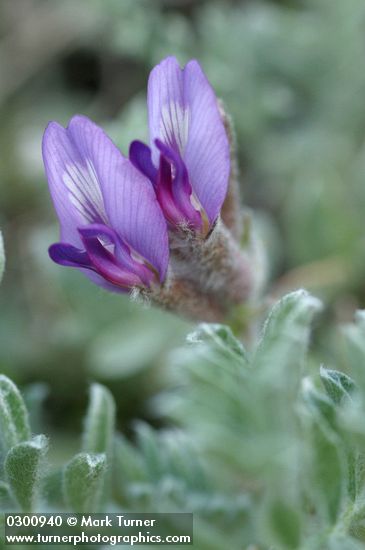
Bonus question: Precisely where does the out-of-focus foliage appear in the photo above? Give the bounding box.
[3,291,365,549]
[0,232,4,285]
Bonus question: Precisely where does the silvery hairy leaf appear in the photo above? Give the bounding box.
[5,435,48,511]
[63,452,106,512]
[0,375,31,453]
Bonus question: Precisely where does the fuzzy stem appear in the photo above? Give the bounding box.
[136,274,227,323]
[169,219,253,309]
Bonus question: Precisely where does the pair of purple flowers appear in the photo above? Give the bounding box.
[43,57,230,294]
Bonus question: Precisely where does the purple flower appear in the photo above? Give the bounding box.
[129,56,230,235]
[42,115,168,292]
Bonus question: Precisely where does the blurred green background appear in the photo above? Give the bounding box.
[1,0,365,453]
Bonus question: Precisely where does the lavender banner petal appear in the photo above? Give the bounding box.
[148,57,230,225]
[148,56,188,164]
[43,115,169,286]
[42,120,107,247]
[68,116,168,281]
[183,60,230,224]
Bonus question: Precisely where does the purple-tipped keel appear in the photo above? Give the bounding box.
[130,56,230,236]
[43,115,168,292]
